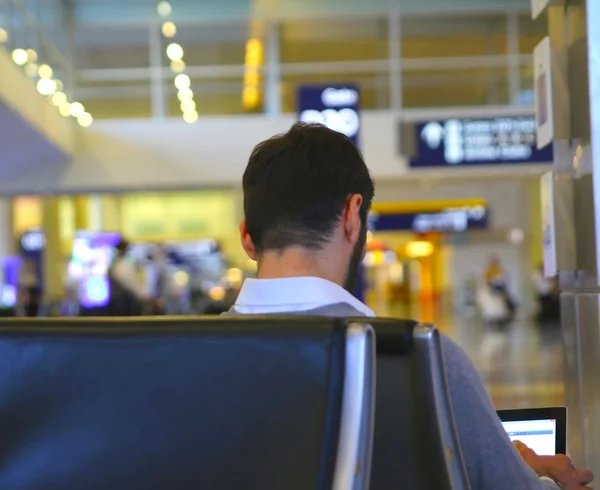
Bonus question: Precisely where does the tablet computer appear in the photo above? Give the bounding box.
[497,407,567,455]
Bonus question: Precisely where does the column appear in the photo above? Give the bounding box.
[388,1,402,112]
[506,11,520,105]
[42,197,63,301]
[0,199,15,286]
[149,21,166,118]
[264,22,281,118]
[73,195,90,231]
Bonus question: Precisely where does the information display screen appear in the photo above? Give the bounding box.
[297,84,360,146]
[410,116,553,168]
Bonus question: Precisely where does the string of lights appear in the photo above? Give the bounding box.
[157,1,198,124]
[0,26,93,128]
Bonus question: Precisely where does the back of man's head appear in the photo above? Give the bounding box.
[242,122,374,254]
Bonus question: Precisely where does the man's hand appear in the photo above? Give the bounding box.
[514,440,594,489]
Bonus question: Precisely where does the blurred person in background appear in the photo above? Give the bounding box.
[17,256,41,317]
[532,263,560,323]
[225,122,591,490]
[107,239,147,316]
[144,244,171,315]
[485,255,516,319]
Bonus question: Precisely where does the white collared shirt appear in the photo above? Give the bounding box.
[233,277,375,317]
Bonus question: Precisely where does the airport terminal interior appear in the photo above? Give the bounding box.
[1,0,599,487]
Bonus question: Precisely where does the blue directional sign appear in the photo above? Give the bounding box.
[410,116,553,168]
[297,84,360,146]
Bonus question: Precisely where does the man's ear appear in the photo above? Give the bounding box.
[343,194,363,244]
[240,220,257,261]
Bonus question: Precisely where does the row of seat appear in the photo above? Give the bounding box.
[0,316,471,489]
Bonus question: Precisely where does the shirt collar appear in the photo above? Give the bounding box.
[235,277,375,317]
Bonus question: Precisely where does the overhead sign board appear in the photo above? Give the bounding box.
[369,205,488,233]
[297,84,360,146]
[409,116,554,168]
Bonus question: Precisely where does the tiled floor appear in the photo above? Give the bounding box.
[443,319,564,409]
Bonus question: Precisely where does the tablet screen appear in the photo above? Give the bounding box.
[497,407,566,456]
[501,418,557,456]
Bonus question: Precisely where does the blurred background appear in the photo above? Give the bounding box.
[0,0,561,410]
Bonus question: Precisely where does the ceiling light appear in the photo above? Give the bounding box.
[36,78,57,96]
[177,88,193,101]
[174,73,190,90]
[12,49,28,66]
[26,49,38,62]
[70,102,85,117]
[55,79,64,91]
[38,64,53,79]
[51,91,67,106]
[161,21,176,38]
[77,112,93,128]
[166,43,183,61]
[58,101,71,117]
[0,28,8,44]
[24,63,38,77]
[157,1,172,18]
[170,59,185,73]
[183,110,198,124]
[181,99,196,112]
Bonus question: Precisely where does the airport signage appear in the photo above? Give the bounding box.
[409,116,554,168]
[369,205,488,233]
[297,84,360,146]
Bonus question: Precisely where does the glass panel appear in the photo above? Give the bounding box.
[75,25,150,69]
[401,13,508,58]
[402,66,510,108]
[169,21,248,66]
[518,13,546,54]
[167,78,262,116]
[281,71,390,112]
[78,80,152,118]
[280,17,388,63]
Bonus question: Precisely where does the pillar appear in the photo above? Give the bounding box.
[0,199,15,286]
[42,197,63,301]
[73,195,90,231]
[542,0,600,473]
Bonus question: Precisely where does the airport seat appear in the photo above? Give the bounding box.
[0,317,375,490]
[365,318,471,490]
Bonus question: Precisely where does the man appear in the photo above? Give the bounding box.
[227,122,592,490]
[108,239,147,316]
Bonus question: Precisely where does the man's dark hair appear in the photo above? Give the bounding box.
[242,122,375,253]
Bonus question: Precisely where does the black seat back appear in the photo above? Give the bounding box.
[364,318,471,490]
[0,317,373,490]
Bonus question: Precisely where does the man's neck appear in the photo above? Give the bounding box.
[257,247,343,286]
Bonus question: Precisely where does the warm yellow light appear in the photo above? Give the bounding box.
[173,270,189,287]
[24,63,38,77]
[174,73,190,90]
[38,64,53,79]
[69,102,85,117]
[180,99,196,112]
[208,286,225,301]
[245,38,263,65]
[177,88,193,101]
[166,43,183,61]
[405,241,434,259]
[26,48,37,62]
[12,49,28,66]
[242,85,260,109]
[157,1,172,17]
[243,67,260,86]
[161,21,176,38]
[183,110,198,124]
[226,268,243,287]
[170,59,186,73]
[51,91,67,106]
[77,112,93,128]
[58,101,71,117]
[366,231,373,244]
[36,78,57,96]
[0,28,8,44]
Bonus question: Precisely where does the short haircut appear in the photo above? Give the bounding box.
[242,122,375,253]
